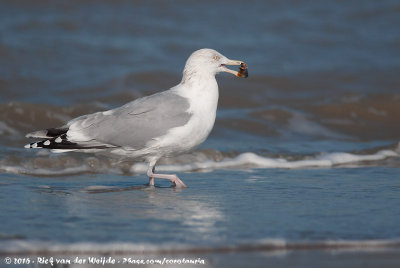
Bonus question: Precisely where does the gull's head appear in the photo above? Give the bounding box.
[182,48,248,80]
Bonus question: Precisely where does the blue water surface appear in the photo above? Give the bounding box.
[1,167,399,246]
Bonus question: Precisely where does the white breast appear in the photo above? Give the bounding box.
[149,77,219,157]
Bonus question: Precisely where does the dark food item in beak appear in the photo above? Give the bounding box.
[238,63,248,78]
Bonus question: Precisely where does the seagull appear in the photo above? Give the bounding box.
[25,48,248,188]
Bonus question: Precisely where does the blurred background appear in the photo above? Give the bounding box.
[1,0,399,150]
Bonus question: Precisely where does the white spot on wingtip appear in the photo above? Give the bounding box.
[44,140,50,146]
[24,144,31,149]
[55,137,62,143]
[32,143,38,148]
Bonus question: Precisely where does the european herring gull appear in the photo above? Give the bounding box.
[25,48,248,188]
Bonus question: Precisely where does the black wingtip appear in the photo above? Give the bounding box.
[25,135,110,150]
[46,128,69,137]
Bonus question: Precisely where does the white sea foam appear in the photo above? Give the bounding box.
[1,145,398,176]
[131,148,399,174]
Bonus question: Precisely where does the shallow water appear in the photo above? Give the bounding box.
[0,0,400,266]
[2,167,400,245]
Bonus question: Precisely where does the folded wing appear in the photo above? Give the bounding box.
[25,90,191,152]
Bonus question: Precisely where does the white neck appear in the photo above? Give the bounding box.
[180,66,216,85]
[173,68,219,116]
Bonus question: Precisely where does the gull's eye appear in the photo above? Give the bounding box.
[213,55,220,61]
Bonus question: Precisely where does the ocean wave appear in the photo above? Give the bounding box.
[131,147,400,174]
[1,144,398,177]
[1,238,400,256]
[0,165,92,177]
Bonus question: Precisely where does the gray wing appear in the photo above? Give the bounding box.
[25,90,191,151]
[66,90,191,150]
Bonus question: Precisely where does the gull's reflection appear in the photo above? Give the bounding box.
[62,180,224,243]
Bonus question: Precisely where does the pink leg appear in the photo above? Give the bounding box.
[148,166,155,186]
[149,177,155,186]
[147,165,187,188]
